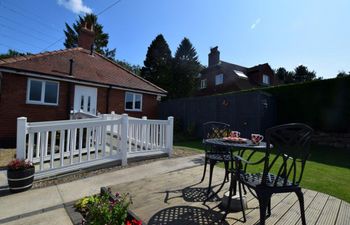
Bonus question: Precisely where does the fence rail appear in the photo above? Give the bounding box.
[16,114,174,178]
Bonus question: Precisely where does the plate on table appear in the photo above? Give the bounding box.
[222,137,248,144]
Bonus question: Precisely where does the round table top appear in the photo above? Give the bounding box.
[204,138,269,149]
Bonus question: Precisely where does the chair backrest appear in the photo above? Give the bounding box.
[203,121,230,141]
[262,123,314,187]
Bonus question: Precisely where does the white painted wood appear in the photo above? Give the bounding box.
[28,133,34,161]
[78,128,83,163]
[121,114,128,166]
[17,113,173,178]
[50,131,55,169]
[16,117,27,160]
[59,130,64,167]
[166,116,174,156]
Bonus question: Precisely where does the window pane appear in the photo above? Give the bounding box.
[125,93,133,109]
[87,96,91,111]
[44,81,58,104]
[29,80,42,101]
[135,94,142,109]
[80,96,84,110]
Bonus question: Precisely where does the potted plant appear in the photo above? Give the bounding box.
[7,159,35,193]
[75,188,143,225]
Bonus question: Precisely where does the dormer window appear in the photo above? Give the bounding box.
[263,74,270,85]
[215,74,223,85]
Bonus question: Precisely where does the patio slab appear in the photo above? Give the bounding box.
[2,208,73,225]
[0,153,349,225]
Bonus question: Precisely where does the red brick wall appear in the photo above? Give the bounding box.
[0,72,160,147]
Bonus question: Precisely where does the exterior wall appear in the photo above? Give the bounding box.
[197,66,241,96]
[248,65,275,86]
[0,72,160,147]
[0,73,70,147]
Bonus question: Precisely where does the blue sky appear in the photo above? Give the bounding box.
[0,0,349,78]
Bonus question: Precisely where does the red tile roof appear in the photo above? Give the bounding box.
[0,48,167,95]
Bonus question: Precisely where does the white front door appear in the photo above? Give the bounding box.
[74,85,97,115]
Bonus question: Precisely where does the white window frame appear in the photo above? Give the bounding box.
[215,74,224,85]
[200,79,207,89]
[26,78,59,106]
[263,74,270,85]
[124,92,143,112]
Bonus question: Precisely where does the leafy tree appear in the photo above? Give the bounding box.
[172,38,202,98]
[63,13,116,59]
[294,65,316,83]
[0,49,31,59]
[275,67,294,84]
[141,34,172,92]
[336,71,350,78]
[115,60,141,76]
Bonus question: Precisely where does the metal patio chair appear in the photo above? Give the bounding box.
[200,122,231,195]
[223,123,313,225]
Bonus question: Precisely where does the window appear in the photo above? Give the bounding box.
[125,92,142,111]
[200,79,207,89]
[215,74,223,85]
[27,79,59,105]
[263,74,270,85]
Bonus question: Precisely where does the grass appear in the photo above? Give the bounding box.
[174,140,350,203]
[0,148,16,169]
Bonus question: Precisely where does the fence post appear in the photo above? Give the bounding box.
[16,117,27,160]
[121,114,128,166]
[166,116,174,157]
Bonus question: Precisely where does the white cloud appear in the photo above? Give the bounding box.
[250,18,261,30]
[57,0,92,14]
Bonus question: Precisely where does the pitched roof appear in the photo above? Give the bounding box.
[0,48,166,95]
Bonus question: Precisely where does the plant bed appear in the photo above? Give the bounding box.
[7,159,35,193]
[67,187,144,225]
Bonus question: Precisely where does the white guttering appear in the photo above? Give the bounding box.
[0,68,166,97]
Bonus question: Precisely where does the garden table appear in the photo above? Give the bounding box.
[203,138,270,210]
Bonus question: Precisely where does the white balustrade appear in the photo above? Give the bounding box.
[16,114,174,178]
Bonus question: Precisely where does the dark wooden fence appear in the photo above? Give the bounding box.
[159,91,276,139]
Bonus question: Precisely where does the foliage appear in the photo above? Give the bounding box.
[171,38,202,98]
[64,13,116,59]
[336,71,350,78]
[75,191,141,225]
[264,76,350,132]
[115,60,141,76]
[7,159,33,170]
[140,34,172,93]
[275,65,319,84]
[0,49,32,60]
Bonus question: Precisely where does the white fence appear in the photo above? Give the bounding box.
[16,114,174,178]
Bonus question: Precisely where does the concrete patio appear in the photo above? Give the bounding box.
[0,154,349,225]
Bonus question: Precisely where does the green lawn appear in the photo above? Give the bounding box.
[174,140,350,203]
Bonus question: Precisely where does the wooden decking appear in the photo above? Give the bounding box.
[109,165,350,225]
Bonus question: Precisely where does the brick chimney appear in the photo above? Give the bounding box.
[208,46,220,67]
[77,22,95,50]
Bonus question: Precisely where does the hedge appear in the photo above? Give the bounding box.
[263,76,350,132]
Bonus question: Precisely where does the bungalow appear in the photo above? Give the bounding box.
[196,46,279,96]
[0,25,167,147]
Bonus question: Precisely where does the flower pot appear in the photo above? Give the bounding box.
[7,166,35,193]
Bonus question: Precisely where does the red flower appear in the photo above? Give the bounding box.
[125,219,142,225]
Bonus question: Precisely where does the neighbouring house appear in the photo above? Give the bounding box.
[196,46,279,96]
[0,24,167,147]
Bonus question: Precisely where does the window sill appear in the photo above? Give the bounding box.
[26,101,58,106]
[125,109,142,112]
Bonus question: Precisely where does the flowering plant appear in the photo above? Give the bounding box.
[7,159,33,171]
[75,190,142,225]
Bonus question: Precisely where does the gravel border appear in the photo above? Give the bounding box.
[31,148,200,189]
